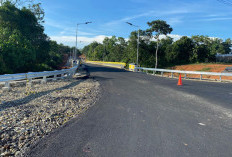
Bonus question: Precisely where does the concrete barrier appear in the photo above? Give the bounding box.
[86,61,126,69]
[129,63,138,72]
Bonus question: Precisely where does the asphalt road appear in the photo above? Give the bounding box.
[27,64,232,157]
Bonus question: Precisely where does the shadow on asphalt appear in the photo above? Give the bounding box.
[90,75,114,82]
[85,64,129,73]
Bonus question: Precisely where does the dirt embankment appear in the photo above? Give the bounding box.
[167,64,232,80]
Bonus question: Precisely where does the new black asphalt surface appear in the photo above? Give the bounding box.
[27,64,232,157]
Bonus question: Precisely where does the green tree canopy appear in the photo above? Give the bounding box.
[146,20,173,68]
[0,2,73,74]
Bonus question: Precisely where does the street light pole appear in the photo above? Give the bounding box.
[75,22,92,60]
[126,22,140,66]
[75,26,78,60]
[137,30,139,66]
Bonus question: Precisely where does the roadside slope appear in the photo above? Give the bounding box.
[171,63,232,80]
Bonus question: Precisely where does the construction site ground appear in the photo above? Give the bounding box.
[166,63,232,81]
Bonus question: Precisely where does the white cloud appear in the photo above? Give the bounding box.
[156,34,222,42]
[50,34,224,49]
[49,35,111,48]
[105,8,193,27]
[167,17,183,26]
[166,34,183,41]
[44,18,96,36]
[50,34,183,49]
[156,34,182,41]
[44,18,65,29]
[204,13,229,17]
[199,13,232,22]
[203,17,232,21]
[59,28,95,36]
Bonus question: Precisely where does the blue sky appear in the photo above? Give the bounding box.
[41,0,232,48]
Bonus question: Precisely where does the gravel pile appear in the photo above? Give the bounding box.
[0,78,100,156]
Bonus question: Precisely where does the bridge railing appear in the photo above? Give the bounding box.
[135,67,232,82]
[0,61,80,91]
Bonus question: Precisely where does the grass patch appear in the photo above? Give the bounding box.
[198,67,212,72]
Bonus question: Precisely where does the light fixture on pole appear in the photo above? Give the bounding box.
[126,22,140,66]
[75,22,92,60]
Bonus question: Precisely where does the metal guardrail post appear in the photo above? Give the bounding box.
[185,74,187,79]
[200,74,202,80]
[53,75,57,81]
[220,75,222,82]
[171,72,173,78]
[68,71,73,79]
[61,74,65,79]
[161,71,164,77]
[5,81,10,88]
[27,78,33,88]
[41,76,47,84]
[3,81,11,91]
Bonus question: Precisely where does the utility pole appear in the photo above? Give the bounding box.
[75,26,78,60]
[126,22,140,66]
[137,30,139,66]
[75,22,92,60]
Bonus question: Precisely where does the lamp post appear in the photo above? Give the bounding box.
[126,22,140,66]
[75,22,92,60]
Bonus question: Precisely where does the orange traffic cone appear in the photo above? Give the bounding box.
[177,74,182,86]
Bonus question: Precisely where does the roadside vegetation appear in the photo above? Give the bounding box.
[82,21,232,69]
[0,1,76,75]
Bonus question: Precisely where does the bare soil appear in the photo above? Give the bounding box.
[166,63,232,80]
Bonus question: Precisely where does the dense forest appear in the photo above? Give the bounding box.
[82,22,232,68]
[0,1,75,74]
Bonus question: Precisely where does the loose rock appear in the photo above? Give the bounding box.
[0,78,100,156]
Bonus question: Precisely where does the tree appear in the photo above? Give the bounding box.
[82,42,100,60]
[127,31,139,63]
[0,2,72,74]
[0,2,37,73]
[222,38,232,54]
[191,36,210,62]
[146,20,173,69]
[28,2,45,23]
[0,0,19,5]
[0,0,45,23]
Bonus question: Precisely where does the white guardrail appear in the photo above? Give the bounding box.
[0,62,80,91]
[135,67,232,82]
[216,54,232,57]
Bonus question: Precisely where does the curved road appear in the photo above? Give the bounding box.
[27,64,232,157]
